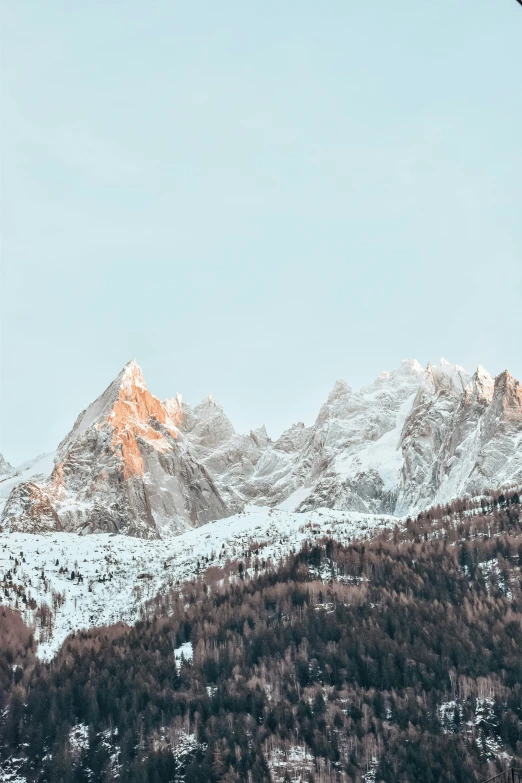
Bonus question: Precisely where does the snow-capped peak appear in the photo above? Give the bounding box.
[196,393,221,409]
[397,358,424,375]
[119,358,147,392]
[475,365,492,380]
[56,358,174,461]
[467,366,495,404]
[423,360,470,396]
[368,360,424,392]
[327,379,352,403]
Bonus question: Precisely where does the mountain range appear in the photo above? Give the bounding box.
[1,356,522,538]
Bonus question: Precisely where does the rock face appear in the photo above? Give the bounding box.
[395,360,471,514]
[3,357,522,538]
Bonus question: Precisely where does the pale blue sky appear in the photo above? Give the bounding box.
[1,1,522,465]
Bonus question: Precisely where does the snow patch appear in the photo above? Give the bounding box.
[174,641,193,665]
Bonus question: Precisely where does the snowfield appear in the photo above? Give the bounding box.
[0,505,395,660]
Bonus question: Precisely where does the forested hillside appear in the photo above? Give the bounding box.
[2,494,522,782]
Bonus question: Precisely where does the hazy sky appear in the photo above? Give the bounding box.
[1,1,522,465]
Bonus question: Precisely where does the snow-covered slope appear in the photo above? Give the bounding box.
[2,356,522,537]
[0,506,394,659]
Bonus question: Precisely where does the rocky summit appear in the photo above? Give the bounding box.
[2,357,522,538]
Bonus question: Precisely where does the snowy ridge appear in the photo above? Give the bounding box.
[2,356,522,538]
